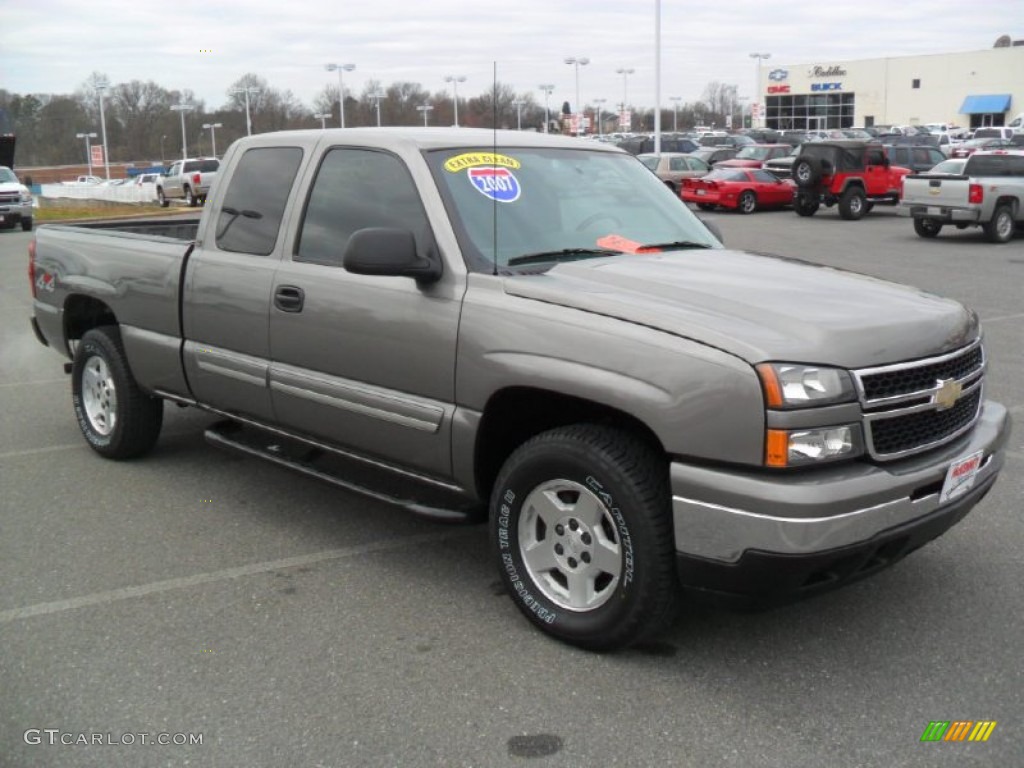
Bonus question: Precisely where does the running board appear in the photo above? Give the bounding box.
[204,421,484,524]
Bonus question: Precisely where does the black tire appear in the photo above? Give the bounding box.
[913,217,943,238]
[794,190,819,217]
[792,157,821,187]
[491,424,678,651]
[838,187,867,220]
[72,326,163,459]
[737,190,757,215]
[21,217,33,232]
[157,188,169,208]
[184,186,197,207]
[983,205,1015,243]
[696,202,715,211]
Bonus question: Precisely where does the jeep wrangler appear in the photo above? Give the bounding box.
[792,141,909,220]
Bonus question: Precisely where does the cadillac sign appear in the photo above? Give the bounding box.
[808,65,848,78]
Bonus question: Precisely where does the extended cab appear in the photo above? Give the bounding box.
[792,140,910,219]
[157,157,220,207]
[29,129,1011,650]
[900,150,1024,242]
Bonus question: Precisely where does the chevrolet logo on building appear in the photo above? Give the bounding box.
[934,379,963,410]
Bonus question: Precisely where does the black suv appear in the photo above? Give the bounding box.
[791,141,906,219]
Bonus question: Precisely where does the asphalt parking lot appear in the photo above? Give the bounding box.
[1,206,1022,767]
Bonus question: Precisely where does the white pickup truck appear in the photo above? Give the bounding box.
[900,150,1024,242]
[156,157,220,207]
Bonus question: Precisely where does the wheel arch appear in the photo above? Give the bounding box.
[473,386,665,503]
[64,294,117,352]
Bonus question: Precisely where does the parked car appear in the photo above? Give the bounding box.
[0,165,33,231]
[157,157,220,207]
[950,138,1014,158]
[699,134,755,148]
[713,144,793,169]
[791,140,909,219]
[763,145,801,178]
[920,157,967,175]
[883,144,947,174]
[900,150,1024,242]
[616,134,699,156]
[637,152,712,193]
[972,127,1016,141]
[738,129,782,144]
[63,175,103,185]
[681,168,795,213]
[686,147,739,166]
[133,173,161,186]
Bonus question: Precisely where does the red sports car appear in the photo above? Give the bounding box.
[681,168,796,214]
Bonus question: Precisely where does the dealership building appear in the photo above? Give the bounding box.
[756,41,1024,131]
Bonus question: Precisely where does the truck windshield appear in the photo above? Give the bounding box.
[425,147,720,271]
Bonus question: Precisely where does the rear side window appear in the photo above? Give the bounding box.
[964,155,1018,177]
[215,147,303,255]
[184,159,220,173]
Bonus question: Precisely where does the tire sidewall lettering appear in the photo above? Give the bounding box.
[73,340,115,449]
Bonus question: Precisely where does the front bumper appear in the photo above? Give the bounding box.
[0,202,32,223]
[670,400,1010,598]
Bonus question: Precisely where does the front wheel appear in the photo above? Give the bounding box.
[157,188,169,208]
[21,217,33,232]
[491,425,678,651]
[737,191,757,214]
[72,326,164,459]
[913,217,943,238]
[838,187,867,220]
[983,205,1015,243]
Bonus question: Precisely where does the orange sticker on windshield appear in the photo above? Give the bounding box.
[596,234,660,254]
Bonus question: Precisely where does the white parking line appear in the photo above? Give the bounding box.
[0,378,68,388]
[981,312,1024,324]
[0,530,472,624]
[0,443,86,460]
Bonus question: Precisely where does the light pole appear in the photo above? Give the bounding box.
[564,57,589,135]
[325,63,356,128]
[169,103,195,160]
[75,132,98,176]
[231,86,260,136]
[669,96,682,132]
[593,98,606,136]
[202,122,222,157]
[538,84,554,133]
[444,75,467,126]
[615,67,635,114]
[750,52,771,128]
[368,89,384,127]
[313,112,331,129]
[94,78,111,180]
[160,135,167,164]
[511,99,525,130]
[416,104,434,127]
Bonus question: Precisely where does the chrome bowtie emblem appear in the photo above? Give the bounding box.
[934,378,963,411]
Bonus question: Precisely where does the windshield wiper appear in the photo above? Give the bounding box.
[630,240,713,251]
[507,248,622,267]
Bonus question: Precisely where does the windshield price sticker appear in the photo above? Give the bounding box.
[444,152,521,172]
[467,167,521,202]
[939,450,984,503]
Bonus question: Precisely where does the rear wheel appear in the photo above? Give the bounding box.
[794,190,819,217]
[491,424,678,651]
[838,187,867,220]
[157,188,169,208]
[72,326,163,459]
[737,191,757,214]
[983,205,1015,243]
[184,186,196,207]
[913,217,943,238]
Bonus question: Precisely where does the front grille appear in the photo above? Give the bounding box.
[860,344,983,400]
[869,388,981,456]
[0,192,20,203]
[853,341,985,460]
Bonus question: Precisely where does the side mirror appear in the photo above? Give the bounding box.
[343,227,442,283]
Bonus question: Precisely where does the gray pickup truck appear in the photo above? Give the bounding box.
[900,150,1024,242]
[156,157,220,207]
[29,129,1010,650]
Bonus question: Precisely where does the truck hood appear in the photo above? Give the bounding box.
[503,249,978,367]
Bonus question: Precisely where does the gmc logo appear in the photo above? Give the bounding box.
[811,82,842,92]
[767,85,790,94]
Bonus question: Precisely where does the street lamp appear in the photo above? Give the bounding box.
[615,67,635,113]
[94,78,111,180]
[160,134,167,164]
[313,112,331,129]
[564,57,589,135]
[231,86,261,136]
[750,52,771,128]
[593,98,606,136]
[538,84,554,133]
[444,75,467,126]
[325,63,356,128]
[511,99,525,130]
[202,122,222,157]
[416,104,434,127]
[75,132,98,176]
[669,96,682,132]
[368,89,384,127]
[170,103,195,160]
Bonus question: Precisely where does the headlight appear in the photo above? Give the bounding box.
[765,425,863,467]
[756,363,856,409]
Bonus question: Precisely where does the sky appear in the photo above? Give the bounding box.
[1,0,1020,113]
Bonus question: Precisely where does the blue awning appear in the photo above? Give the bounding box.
[959,94,1011,114]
